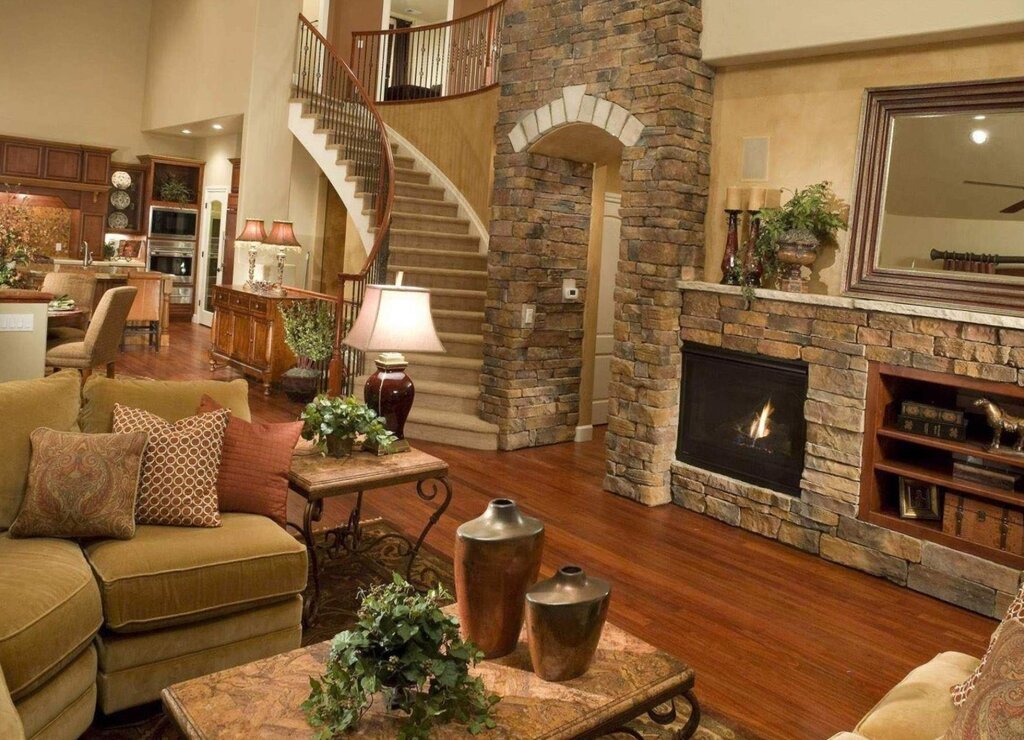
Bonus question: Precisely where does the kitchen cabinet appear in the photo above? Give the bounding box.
[209,285,296,395]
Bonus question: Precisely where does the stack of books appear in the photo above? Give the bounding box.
[897,401,967,441]
[953,453,1022,492]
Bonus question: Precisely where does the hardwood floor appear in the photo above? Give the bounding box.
[121,323,997,739]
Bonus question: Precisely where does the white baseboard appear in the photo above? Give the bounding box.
[575,425,594,443]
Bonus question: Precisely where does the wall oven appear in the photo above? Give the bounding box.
[149,206,199,240]
[148,240,195,304]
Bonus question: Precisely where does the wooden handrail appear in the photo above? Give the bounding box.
[294,14,396,395]
[350,0,506,103]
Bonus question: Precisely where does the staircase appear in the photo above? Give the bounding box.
[288,47,498,450]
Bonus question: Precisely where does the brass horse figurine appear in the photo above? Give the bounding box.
[974,397,1024,453]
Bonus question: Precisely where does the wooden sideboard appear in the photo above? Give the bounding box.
[209,285,296,395]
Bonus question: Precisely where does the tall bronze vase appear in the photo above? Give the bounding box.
[455,498,544,658]
[526,565,611,681]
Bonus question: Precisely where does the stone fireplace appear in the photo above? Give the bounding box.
[678,344,807,496]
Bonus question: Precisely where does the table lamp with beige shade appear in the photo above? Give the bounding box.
[342,275,446,452]
[236,217,267,290]
[263,220,302,295]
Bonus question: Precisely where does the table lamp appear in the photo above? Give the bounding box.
[263,220,302,295]
[342,278,446,452]
[236,218,267,290]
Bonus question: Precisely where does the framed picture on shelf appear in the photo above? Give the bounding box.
[898,477,941,520]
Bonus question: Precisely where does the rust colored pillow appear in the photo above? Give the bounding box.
[946,617,1024,738]
[198,396,302,527]
[9,428,147,540]
[112,403,229,528]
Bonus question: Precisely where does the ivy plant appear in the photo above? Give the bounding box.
[300,393,398,452]
[279,299,335,365]
[303,574,499,739]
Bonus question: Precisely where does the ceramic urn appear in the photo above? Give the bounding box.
[525,565,611,681]
[455,498,544,658]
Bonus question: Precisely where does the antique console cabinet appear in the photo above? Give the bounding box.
[209,285,295,394]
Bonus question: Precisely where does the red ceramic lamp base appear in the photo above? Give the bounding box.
[363,354,414,453]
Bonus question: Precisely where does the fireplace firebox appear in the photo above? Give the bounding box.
[677,344,808,496]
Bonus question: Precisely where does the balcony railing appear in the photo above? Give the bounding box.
[350,0,506,103]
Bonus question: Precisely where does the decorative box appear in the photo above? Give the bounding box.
[942,493,1024,555]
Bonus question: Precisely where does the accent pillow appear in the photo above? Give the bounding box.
[198,396,302,528]
[112,404,229,528]
[946,617,1024,738]
[9,428,147,540]
[951,583,1024,707]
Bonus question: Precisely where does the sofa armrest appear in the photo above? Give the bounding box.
[828,734,870,740]
[0,664,25,740]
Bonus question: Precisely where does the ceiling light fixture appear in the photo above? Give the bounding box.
[970,129,989,144]
[212,123,223,130]
[181,129,192,134]
[974,115,987,121]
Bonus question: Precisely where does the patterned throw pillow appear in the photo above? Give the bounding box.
[946,617,1024,738]
[112,404,229,527]
[951,585,1024,707]
[9,428,147,540]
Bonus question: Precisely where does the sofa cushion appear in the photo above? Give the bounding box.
[946,618,1024,738]
[79,376,251,433]
[854,651,979,740]
[0,664,24,740]
[83,513,307,633]
[0,370,81,530]
[14,643,95,740]
[0,533,102,700]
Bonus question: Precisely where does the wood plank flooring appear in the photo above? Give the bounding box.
[120,323,998,739]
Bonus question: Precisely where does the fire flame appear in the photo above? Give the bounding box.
[747,400,774,441]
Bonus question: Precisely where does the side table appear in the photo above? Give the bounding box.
[288,447,452,626]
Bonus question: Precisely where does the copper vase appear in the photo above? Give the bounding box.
[455,498,544,658]
[526,566,610,681]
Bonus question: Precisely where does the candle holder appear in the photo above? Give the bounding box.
[720,210,742,285]
[744,211,764,287]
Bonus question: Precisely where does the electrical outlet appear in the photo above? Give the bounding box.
[0,314,33,332]
[562,278,580,302]
[522,304,535,328]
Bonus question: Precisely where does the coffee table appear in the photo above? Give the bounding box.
[162,618,699,738]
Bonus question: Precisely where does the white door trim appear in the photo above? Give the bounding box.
[194,186,229,326]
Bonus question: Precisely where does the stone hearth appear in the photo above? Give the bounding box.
[674,282,1024,618]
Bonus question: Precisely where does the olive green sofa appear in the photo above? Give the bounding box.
[0,371,308,739]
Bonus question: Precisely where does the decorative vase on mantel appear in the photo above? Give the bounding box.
[454,498,544,658]
[526,565,611,682]
[775,228,819,293]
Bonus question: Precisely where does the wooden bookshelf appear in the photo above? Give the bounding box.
[861,362,1024,570]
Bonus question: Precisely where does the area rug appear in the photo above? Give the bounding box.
[84,520,752,739]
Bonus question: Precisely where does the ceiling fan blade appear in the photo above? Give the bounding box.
[964,179,1024,190]
[1001,198,1024,214]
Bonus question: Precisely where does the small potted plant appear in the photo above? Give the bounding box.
[300,394,398,457]
[279,299,335,401]
[158,175,193,204]
[752,181,849,294]
[303,574,499,738]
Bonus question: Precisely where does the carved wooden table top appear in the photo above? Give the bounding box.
[162,619,695,739]
[288,447,448,499]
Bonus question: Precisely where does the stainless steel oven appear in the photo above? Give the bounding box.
[148,240,195,304]
[149,206,199,239]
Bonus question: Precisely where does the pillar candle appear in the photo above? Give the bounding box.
[725,186,744,211]
[747,187,766,211]
[764,188,782,209]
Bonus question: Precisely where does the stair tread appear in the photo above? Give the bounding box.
[391,212,470,226]
[357,377,479,400]
[433,309,485,318]
[406,407,498,434]
[389,264,487,277]
[390,247,484,259]
[389,229,478,242]
[392,195,457,206]
[438,331,483,344]
[404,353,481,370]
[426,287,487,298]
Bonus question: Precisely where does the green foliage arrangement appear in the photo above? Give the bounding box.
[303,574,499,739]
[158,175,193,204]
[279,299,335,364]
[746,181,850,296]
[300,393,398,452]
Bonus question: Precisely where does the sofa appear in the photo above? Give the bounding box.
[0,370,308,739]
[829,651,981,740]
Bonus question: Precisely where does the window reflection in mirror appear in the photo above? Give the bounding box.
[876,110,1024,281]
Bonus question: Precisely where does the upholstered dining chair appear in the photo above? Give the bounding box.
[45,286,137,382]
[41,271,97,342]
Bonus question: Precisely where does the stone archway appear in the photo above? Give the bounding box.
[507,85,645,154]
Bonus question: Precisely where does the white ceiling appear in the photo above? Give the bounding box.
[884,110,1024,221]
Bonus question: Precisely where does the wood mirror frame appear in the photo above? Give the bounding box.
[844,77,1024,313]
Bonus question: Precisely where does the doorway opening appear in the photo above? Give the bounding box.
[194,187,227,327]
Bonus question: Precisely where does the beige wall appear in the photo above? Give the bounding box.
[705,33,1024,295]
[702,0,1024,66]
[202,134,242,191]
[878,214,1024,270]
[0,304,47,381]
[0,0,194,162]
[286,142,328,289]
[328,0,384,62]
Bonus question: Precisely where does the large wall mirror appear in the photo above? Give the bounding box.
[845,77,1024,313]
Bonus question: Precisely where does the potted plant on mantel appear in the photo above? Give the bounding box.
[751,181,849,294]
[300,393,398,458]
[279,299,335,402]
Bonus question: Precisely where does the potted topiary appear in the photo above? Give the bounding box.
[300,394,398,457]
[751,181,849,294]
[303,574,499,738]
[279,299,335,401]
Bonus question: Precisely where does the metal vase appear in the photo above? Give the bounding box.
[526,565,611,682]
[455,498,544,658]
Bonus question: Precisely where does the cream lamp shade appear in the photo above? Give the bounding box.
[342,284,446,354]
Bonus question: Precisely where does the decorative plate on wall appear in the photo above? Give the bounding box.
[109,190,131,210]
[110,170,132,190]
[107,211,130,230]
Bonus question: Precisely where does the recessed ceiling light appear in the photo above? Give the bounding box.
[212,123,223,130]
[974,115,987,121]
[970,129,989,144]
[181,129,192,134]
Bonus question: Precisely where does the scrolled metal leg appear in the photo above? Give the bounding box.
[297,499,324,627]
[675,689,701,739]
[405,476,453,581]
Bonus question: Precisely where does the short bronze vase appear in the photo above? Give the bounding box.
[525,565,611,682]
[454,498,544,658]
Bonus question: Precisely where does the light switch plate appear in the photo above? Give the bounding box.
[0,314,34,332]
[522,304,535,328]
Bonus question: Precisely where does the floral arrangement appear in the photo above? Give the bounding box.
[0,190,34,287]
[300,394,398,456]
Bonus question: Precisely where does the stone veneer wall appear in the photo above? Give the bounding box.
[675,283,1024,619]
[481,0,713,511]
